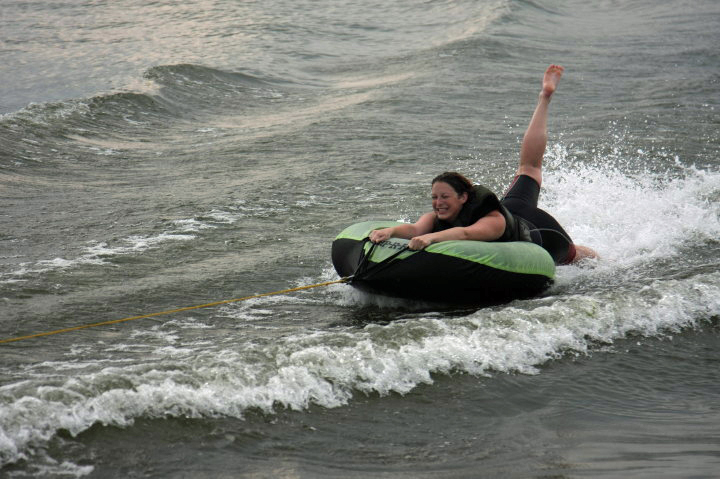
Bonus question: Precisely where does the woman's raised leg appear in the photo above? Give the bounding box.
[516,64,564,187]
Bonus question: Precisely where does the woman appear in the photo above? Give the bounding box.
[369,64,597,264]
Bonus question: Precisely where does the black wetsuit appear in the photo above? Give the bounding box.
[501,174,576,264]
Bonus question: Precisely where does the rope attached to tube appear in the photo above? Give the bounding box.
[0,277,351,345]
[1,237,408,345]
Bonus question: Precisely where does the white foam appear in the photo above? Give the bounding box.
[541,143,720,265]
[204,209,238,224]
[171,218,217,233]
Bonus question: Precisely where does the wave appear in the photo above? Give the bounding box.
[1,264,718,468]
[0,62,318,134]
[0,64,286,160]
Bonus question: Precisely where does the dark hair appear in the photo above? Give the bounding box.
[432,172,475,197]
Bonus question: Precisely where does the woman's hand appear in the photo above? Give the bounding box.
[369,227,394,243]
[408,233,436,250]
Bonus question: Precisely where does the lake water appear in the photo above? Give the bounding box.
[1,0,719,477]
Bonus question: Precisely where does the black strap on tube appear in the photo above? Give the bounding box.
[351,239,410,283]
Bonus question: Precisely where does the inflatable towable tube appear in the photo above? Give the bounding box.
[331,221,555,304]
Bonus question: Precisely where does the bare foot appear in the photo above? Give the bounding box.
[541,64,564,99]
[573,244,599,262]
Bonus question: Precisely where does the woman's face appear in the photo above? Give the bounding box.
[431,181,467,222]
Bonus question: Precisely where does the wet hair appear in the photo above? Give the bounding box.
[431,172,475,198]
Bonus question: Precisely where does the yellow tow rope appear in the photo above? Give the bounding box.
[0,277,350,345]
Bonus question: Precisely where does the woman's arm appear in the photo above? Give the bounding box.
[368,213,436,243]
[408,210,506,250]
